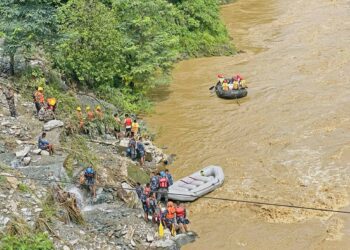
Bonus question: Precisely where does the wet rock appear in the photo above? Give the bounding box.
[40,150,50,156]
[22,157,31,166]
[43,120,64,131]
[151,239,176,249]
[6,176,19,189]
[31,148,42,155]
[16,146,31,157]
[146,233,154,242]
[0,143,5,153]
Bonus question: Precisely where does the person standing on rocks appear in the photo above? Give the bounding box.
[1,85,17,117]
[157,171,169,204]
[131,119,139,137]
[137,137,145,166]
[76,107,84,131]
[84,166,97,199]
[95,106,105,135]
[141,184,151,221]
[113,113,122,139]
[34,86,45,114]
[165,169,173,186]
[85,106,95,137]
[124,114,132,138]
[150,172,159,194]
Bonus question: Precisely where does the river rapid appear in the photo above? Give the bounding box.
[146,0,350,249]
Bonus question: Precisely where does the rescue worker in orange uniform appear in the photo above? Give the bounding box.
[34,86,45,114]
[76,107,84,130]
[163,201,176,233]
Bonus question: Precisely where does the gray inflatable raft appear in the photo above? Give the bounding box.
[168,166,224,202]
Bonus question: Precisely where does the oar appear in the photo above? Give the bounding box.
[209,86,215,90]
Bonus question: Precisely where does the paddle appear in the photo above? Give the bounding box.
[209,86,215,90]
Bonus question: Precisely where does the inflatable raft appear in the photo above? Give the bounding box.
[215,83,248,99]
[168,166,224,202]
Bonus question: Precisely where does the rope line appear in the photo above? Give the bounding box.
[1,174,349,215]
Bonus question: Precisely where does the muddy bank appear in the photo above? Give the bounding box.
[146,0,350,249]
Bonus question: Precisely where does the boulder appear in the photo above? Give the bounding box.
[118,139,129,153]
[146,233,154,242]
[22,157,31,166]
[40,150,50,156]
[31,149,42,155]
[15,146,31,158]
[43,120,64,131]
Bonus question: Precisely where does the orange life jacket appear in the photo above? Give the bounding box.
[35,91,44,103]
[175,207,185,218]
[159,177,168,188]
[166,206,176,219]
[87,111,95,121]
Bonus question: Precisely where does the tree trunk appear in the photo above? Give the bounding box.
[9,53,15,76]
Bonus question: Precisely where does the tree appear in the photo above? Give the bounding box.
[112,0,181,87]
[0,0,60,75]
[55,0,123,86]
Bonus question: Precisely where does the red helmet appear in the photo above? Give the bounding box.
[217,74,224,78]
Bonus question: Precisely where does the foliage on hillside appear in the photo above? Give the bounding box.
[0,0,233,112]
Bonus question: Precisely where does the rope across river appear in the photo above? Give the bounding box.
[1,173,349,215]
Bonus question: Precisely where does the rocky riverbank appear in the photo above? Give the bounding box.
[0,90,196,249]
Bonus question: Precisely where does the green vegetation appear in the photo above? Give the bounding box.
[127,164,149,184]
[0,233,54,250]
[0,0,233,112]
[18,183,30,193]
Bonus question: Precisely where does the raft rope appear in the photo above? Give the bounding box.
[1,173,350,215]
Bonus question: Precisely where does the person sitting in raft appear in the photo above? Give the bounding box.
[175,201,190,233]
[222,79,229,91]
[38,132,54,155]
[217,74,225,85]
[233,80,239,90]
[240,79,247,89]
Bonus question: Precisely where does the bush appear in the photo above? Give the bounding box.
[0,233,54,250]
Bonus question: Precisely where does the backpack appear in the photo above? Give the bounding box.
[85,167,95,177]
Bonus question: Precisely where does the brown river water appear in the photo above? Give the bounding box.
[146,0,350,249]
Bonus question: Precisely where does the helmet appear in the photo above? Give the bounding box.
[86,106,90,111]
[160,171,165,177]
[76,107,81,111]
[217,74,224,78]
[96,105,101,111]
[85,167,94,174]
[38,87,43,91]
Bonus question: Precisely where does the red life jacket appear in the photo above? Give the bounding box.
[175,207,185,218]
[125,118,132,126]
[159,177,168,188]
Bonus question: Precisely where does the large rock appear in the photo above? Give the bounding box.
[40,150,50,156]
[15,146,31,158]
[31,148,42,155]
[22,157,31,166]
[43,120,64,131]
[117,139,129,153]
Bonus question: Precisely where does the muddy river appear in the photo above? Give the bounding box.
[146,0,350,249]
